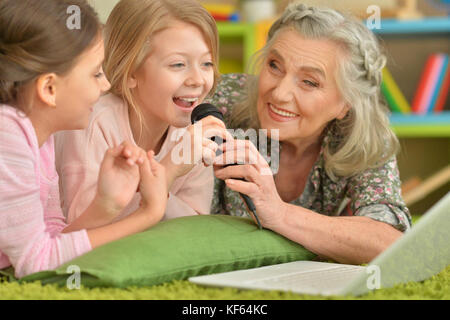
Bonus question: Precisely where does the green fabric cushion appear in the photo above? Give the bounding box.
[17,215,315,288]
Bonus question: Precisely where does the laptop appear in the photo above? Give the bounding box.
[189,192,450,296]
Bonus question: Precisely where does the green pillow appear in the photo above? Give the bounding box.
[18,215,315,288]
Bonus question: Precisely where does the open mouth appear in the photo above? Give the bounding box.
[173,96,199,111]
[268,103,300,120]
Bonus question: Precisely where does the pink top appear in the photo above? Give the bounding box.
[0,105,92,278]
[55,93,213,224]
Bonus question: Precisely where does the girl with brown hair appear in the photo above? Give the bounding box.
[0,0,168,278]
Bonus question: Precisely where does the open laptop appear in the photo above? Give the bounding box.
[189,192,450,296]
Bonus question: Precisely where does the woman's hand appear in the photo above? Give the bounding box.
[161,115,234,187]
[213,139,287,229]
[94,141,145,218]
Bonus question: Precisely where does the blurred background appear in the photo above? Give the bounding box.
[89,0,450,216]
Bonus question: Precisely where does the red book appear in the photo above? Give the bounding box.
[211,13,230,21]
[434,66,450,113]
[412,55,437,113]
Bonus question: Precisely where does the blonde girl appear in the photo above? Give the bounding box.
[56,0,231,224]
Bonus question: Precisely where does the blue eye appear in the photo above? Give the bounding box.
[202,62,214,68]
[95,72,104,78]
[171,63,185,68]
[303,80,319,87]
[269,60,278,70]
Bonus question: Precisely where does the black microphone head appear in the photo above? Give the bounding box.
[191,103,224,124]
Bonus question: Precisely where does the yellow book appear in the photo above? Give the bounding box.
[381,67,411,114]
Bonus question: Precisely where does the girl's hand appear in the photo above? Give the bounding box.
[95,141,146,218]
[80,149,166,246]
[213,139,287,230]
[138,150,167,221]
[162,115,234,183]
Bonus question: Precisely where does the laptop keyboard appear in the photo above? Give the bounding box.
[247,265,366,292]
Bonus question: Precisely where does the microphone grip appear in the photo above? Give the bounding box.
[240,190,262,230]
[223,163,262,229]
[220,156,255,211]
[190,104,261,228]
[236,181,256,211]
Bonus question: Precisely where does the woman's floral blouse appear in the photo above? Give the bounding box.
[206,74,412,232]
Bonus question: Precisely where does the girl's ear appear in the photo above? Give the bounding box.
[35,73,57,107]
[127,73,138,89]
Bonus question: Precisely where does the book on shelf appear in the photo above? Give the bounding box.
[412,53,450,114]
[201,3,240,22]
[434,56,450,113]
[381,67,411,114]
[384,54,450,115]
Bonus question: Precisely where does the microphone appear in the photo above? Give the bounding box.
[191,103,262,229]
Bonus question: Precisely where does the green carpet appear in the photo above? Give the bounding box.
[1,215,449,300]
[0,264,448,299]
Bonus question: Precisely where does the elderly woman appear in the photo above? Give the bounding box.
[207,3,411,265]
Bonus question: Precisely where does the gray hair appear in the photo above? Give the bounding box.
[230,2,399,179]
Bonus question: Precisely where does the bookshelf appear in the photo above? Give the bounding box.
[373,17,449,214]
[217,17,450,72]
